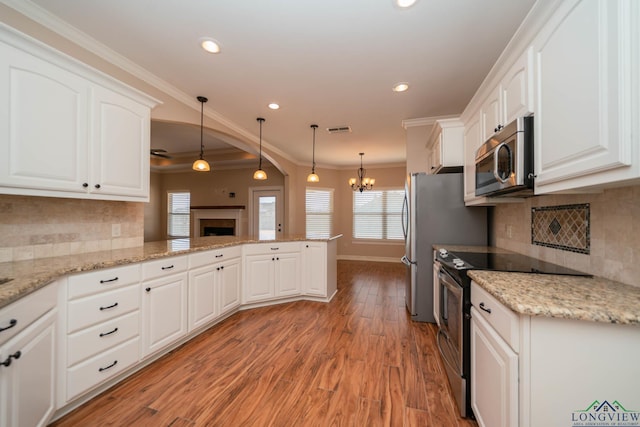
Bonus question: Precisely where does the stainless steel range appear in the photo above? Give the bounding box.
[434,248,591,418]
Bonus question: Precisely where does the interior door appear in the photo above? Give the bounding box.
[250,187,283,239]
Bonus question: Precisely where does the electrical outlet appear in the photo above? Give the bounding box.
[112,223,121,238]
[506,225,513,238]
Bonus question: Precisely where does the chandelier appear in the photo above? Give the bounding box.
[349,152,375,192]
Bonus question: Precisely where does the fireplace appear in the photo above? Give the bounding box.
[200,219,235,236]
[191,208,244,237]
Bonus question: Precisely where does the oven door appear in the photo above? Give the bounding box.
[437,266,467,416]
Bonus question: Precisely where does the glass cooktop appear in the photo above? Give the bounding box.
[438,250,592,277]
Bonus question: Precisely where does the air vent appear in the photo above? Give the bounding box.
[326,126,352,134]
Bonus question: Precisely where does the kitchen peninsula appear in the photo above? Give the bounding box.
[0,235,340,425]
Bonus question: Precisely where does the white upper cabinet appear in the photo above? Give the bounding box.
[0,25,158,202]
[502,47,534,126]
[532,0,640,193]
[90,86,151,199]
[463,112,482,203]
[426,118,464,174]
[481,48,534,142]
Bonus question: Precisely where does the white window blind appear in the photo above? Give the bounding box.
[168,192,190,238]
[353,189,404,240]
[306,188,334,239]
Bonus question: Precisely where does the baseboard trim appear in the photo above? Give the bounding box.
[337,255,402,263]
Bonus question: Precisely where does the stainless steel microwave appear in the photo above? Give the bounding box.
[475,116,534,197]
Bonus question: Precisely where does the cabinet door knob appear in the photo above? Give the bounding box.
[145,287,151,292]
[82,183,89,188]
[94,184,101,189]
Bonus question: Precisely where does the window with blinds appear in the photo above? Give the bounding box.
[306,188,334,239]
[353,189,404,240]
[167,191,190,238]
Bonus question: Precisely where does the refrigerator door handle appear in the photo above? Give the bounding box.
[401,194,408,240]
[401,255,415,266]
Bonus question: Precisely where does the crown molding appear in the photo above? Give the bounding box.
[402,114,459,129]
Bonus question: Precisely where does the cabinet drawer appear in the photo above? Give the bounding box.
[142,255,187,281]
[67,264,140,299]
[0,282,57,346]
[67,311,140,367]
[66,337,140,401]
[243,242,300,256]
[471,281,520,352]
[67,285,139,333]
[189,246,241,269]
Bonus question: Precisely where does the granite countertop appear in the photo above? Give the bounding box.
[0,234,342,310]
[468,270,640,325]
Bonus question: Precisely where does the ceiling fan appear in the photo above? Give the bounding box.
[150,148,172,159]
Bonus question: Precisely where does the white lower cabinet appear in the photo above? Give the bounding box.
[471,307,518,427]
[188,247,241,332]
[141,272,188,357]
[471,281,640,426]
[243,242,301,304]
[302,242,327,297]
[60,265,141,404]
[0,308,57,427]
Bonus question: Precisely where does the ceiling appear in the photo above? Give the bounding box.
[14,0,536,169]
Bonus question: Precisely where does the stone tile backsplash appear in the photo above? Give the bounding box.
[0,195,144,263]
[492,185,640,287]
[531,203,590,254]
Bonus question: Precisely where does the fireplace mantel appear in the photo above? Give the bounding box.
[191,208,244,237]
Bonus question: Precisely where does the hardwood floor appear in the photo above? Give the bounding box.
[51,260,478,427]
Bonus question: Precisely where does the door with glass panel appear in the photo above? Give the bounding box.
[250,188,283,239]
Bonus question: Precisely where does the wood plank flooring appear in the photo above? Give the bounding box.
[51,260,478,427]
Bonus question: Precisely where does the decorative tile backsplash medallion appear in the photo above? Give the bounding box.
[531,204,590,254]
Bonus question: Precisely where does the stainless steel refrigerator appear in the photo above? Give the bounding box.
[401,173,487,322]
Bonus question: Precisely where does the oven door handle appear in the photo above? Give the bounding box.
[436,329,463,376]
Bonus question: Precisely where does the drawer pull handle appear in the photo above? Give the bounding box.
[0,351,21,367]
[98,360,118,372]
[100,277,119,284]
[99,302,119,311]
[99,327,119,337]
[0,319,17,333]
[161,265,174,270]
[215,254,223,258]
[270,247,279,251]
[479,302,492,314]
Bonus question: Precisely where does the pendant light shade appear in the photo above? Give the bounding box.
[307,124,319,183]
[254,117,267,180]
[192,96,210,172]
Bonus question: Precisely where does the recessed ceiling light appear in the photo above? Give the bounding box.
[393,82,409,92]
[396,0,417,8]
[200,38,221,54]
[268,103,280,110]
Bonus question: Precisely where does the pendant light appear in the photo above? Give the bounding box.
[349,152,375,192]
[253,117,267,180]
[192,96,210,172]
[307,124,319,183]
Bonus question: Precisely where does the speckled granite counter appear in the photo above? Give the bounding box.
[0,234,342,310]
[468,270,640,325]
